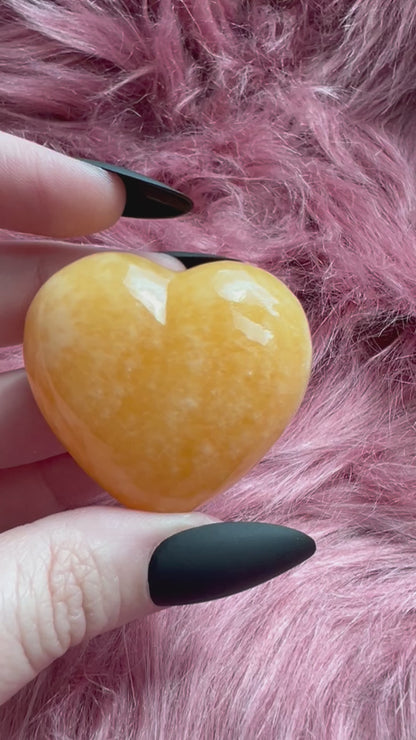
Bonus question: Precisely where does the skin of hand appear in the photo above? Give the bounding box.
[0,132,317,708]
[0,132,216,706]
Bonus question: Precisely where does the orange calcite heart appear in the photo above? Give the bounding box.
[23,253,312,512]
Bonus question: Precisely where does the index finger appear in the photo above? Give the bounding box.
[0,132,126,237]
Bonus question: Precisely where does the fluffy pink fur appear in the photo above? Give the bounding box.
[1,0,416,737]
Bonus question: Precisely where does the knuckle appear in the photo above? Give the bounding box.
[46,538,94,653]
[12,528,122,675]
[16,535,111,670]
[46,535,120,648]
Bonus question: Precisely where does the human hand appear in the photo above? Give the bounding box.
[0,132,315,706]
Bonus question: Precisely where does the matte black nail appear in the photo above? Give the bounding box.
[148,522,316,606]
[166,251,242,268]
[79,159,193,218]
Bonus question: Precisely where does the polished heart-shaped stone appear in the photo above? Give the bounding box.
[23,253,312,512]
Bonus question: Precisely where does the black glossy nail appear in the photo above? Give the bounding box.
[166,251,242,268]
[79,159,193,218]
[148,522,316,606]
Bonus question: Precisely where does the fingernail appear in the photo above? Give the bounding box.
[79,160,193,218]
[165,251,242,268]
[148,522,316,606]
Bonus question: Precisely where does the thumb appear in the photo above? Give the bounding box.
[0,507,213,705]
[0,507,315,705]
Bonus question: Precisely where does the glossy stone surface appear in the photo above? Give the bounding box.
[23,253,312,512]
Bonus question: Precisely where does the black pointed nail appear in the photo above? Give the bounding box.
[166,251,242,268]
[79,159,193,218]
[148,522,316,606]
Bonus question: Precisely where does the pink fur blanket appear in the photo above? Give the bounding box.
[1,1,416,737]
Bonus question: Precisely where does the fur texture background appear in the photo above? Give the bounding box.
[1,0,416,737]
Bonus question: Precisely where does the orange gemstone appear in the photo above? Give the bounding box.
[23,253,312,512]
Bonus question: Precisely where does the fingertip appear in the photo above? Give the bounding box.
[141,251,186,271]
[0,133,128,238]
[65,159,127,235]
